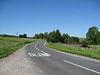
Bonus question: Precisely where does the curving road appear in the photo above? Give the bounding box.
[25,40,100,75]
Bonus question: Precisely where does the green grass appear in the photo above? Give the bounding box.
[45,42,100,60]
[0,37,35,59]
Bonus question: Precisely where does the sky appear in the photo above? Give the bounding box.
[0,0,100,37]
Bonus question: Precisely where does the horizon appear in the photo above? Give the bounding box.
[0,0,100,38]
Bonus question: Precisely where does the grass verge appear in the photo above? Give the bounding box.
[45,42,100,60]
[0,37,35,59]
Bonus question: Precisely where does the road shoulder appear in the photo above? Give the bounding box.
[0,44,39,75]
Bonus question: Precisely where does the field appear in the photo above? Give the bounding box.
[46,43,100,60]
[0,37,35,58]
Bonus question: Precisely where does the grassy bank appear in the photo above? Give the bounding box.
[0,37,35,59]
[45,43,100,60]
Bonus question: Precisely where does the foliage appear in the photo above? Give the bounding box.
[86,26,100,45]
[33,26,100,45]
[33,29,79,44]
[19,34,27,38]
[0,34,17,37]
[96,31,100,44]
[47,29,62,43]
[62,33,70,43]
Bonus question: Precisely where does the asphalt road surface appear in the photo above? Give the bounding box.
[25,40,100,75]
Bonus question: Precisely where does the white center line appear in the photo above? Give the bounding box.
[33,44,51,57]
[64,60,100,74]
[35,45,40,51]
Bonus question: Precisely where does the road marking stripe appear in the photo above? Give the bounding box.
[33,53,37,56]
[28,52,50,57]
[35,45,40,51]
[64,60,100,74]
[38,53,42,56]
[44,42,100,62]
[34,44,51,57]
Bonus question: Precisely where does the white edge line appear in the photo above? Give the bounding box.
[44,42,100,62]
[44,42,100,74]
[64,60,100,74]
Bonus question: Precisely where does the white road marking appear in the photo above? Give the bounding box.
[35,45,40,51]
[32,44,51,57]
[64,60,100,74]
[41,50,45,53]
[28,52,50,57]
[38,53,42,56]
[33,53,37,56]
[44,42,100,63]
[44,52,51,56]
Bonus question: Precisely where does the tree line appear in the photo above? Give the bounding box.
[1,26,100,45]
[0,34,27,38]
[33,29,79,44]
[33,26,100,45]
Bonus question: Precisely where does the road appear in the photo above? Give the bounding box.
[0,40,100,75]
[25,40,100,75]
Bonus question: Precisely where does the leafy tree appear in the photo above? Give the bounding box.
[80,39,88,44]
[66,37,79,44]
[19,34,27,38]
[55,29,62,42]
[44,32,48,39]
[96,31,100,44]
[72,37,79,43]
[62,33,70,43]
[23,34,27,38]
[34,34,39,39]
[47,30,57,43]
[86,26,98,44]
[67,37,75,44]
[39,33,44,39]
[19,34,23,38]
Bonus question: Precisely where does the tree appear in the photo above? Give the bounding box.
[80,39,88,44]
[44,32,48,39]
[96,31,100,44]
[19,34,23,38]
[23,34,27,38]
[47,30,57,43]
[19,34,27,38]
[47,29,62,43]
[72,37,79,43]
[62,33,70,43]
[67,37,75,44]
[38,33,44,39]
[66,37,79,44]
[34,34,39,39]
[86,26,98,44]
[55,29,62,42]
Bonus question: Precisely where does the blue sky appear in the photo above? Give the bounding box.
[0,0,100,37]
